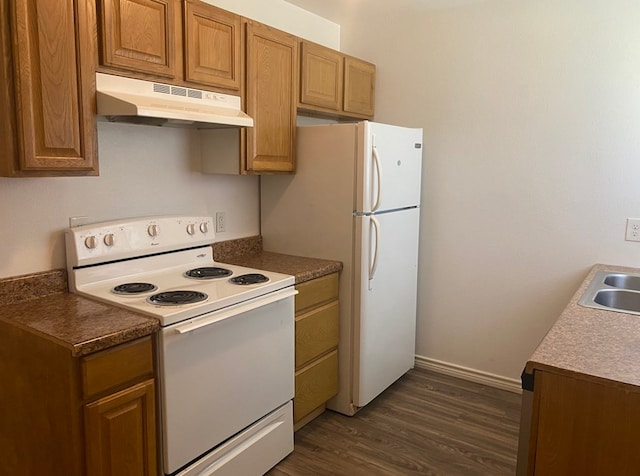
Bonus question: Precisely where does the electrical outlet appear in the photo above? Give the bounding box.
[215,212,226,233]
[625,218,640,242]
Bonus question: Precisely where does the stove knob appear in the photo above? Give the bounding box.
[200,222,209,234]
[147,224,159,237]
[84,235,98,249]
[104,233,115,247]
[186,223,196,235]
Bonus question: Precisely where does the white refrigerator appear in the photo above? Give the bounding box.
[260,121,423,416]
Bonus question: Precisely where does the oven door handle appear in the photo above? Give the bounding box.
[174,287,298,334]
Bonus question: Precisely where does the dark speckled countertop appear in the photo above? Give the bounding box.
[0,270,159,357]
[212,236,342,284]
[0,236,339,357]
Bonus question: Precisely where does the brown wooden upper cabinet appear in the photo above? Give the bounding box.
[299,41,375,119]
[299,41,343,111]
[97,0,241,93]
[243,20,298,174]
[184,1,241,91]
[0,0,98,176]
[344,56,376,117]
[97,0,183,80]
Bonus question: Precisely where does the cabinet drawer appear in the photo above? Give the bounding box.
[295,273,339,314]
[295,301,339,369]
[81,337,154,400]
[294,350,338,422]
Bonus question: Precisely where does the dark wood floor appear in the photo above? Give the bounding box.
[268,368,522,476]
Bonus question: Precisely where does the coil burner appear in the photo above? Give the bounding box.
[229,274,270,285]
[147,290,208,306]
[184,267,233,279]
[112,282,158,295]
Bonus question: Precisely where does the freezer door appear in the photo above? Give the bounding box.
[353,208,420,407]
[356,122,423,214]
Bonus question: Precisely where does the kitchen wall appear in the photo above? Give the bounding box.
[0,1,339,280]
[335,0,640,384]
[0,124,258,279]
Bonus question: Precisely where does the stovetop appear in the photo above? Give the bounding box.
[71,247,294,326]
[65,216,294,326]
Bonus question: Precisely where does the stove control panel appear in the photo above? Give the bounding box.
[66,215,215,268]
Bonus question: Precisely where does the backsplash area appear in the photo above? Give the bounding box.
[0,122,260,280]
[0,270,67,305]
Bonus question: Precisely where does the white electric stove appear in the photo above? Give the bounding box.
[66,215,296,476]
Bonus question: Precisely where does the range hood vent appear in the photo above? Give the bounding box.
[95,73,253,128]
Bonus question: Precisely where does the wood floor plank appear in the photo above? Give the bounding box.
[268,367,521,475]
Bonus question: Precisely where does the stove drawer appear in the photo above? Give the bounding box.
[81,336,154,400]
[175,402,293,476]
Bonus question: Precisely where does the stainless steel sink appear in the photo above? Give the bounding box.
[593,289,640,313]
[578,270,640,315]
[603,274,640,291]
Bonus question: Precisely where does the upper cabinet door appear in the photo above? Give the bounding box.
[3,0,97,175]
[297,41,375,120]
[245,20,298,174]
[98,0,182,79]
[343,56,376,118]
[184,1,241,91]
[299,41,343,111]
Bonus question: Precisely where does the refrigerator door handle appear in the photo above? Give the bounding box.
[371,145,382,212]
[369,216,380,289]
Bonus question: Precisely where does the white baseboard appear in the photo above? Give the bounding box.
[414,355,522,394]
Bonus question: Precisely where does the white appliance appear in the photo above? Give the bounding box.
[65,216,296,476]
[96,72,254,128]
[261,121,423,416]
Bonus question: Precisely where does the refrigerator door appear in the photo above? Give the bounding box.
[353,207,420,407]
[356,122,423,214]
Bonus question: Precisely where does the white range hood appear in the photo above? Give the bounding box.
[95,72,253,128]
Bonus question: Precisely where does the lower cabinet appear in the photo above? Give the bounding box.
[85,380,156,476]
[0,323,157,476]
[293,273,340,429]
[82,337,157,476]
[521,369,640,475]
[82,338,157,476]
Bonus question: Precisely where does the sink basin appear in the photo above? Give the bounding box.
[603,274,640,291]
[593,289,640,313]
[578,269,640,315]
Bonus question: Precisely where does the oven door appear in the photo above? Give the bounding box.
[158,287,297,475]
